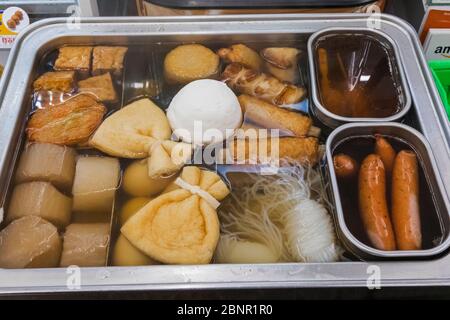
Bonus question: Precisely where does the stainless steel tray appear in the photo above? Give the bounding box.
[0,14,449,295]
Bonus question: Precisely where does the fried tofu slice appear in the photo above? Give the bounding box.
[92,46,128,76]
[55,46,93,74]
[33,71,76,93]
[27,93,106,146]
[78,72,118,103]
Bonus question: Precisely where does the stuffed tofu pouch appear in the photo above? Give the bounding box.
[121,166,230,264]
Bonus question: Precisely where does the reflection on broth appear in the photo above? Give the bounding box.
[315,34,404,118]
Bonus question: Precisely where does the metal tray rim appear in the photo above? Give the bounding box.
[325,122,450,258]
[307,26,412,125]
[0,14,448,293]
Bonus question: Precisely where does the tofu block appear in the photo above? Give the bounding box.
[60,223,110,267]
[7,182,72,228]
[15,143,77,191]
[78,72,117,103]
[55,46,93,74]
[0,216,62,269]
[72,156,120,214]
[33,71,76,93]
[92,46,128,76]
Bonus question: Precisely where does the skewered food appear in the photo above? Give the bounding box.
[218,44,263,71]
[60,223,110,267]
[238,95,318,137]
[72,156,121,214]
[33,71,76,93]
[164,44,220,84]
[78,72,117,103]
[0,216,62,269]
[167,79,243,145]
[121,166,230,265]
[392,150,422,250]
[261,47,301,83]
[92,46,128,76]
[7,182,72,228]
[55,46,93,75]
[26,93,106,146]
[15,143,77,191]
[358,154,396,251]
[222,63,306,105]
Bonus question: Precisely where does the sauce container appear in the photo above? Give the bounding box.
[308,28,412,129]
[325,122,450,260]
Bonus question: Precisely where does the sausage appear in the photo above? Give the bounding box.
[333,153,359,179]
[375,135,396,178]
[359,154,396,251]
[391,150,422,250]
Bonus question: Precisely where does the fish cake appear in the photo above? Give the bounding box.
[92,46,128,76]
[55,46,93,74]
[78,72,117,103]
[33,71,76,93]
[26,93,106,146]
[164,44,220,84]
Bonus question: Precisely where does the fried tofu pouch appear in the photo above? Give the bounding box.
[121,166,230,265]
[26,94,106,146]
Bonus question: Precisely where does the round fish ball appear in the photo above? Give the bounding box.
[120,197,152,226]
[112,235,156,266]
[123,160,175,197]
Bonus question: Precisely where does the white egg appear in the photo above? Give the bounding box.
[167,79,242,145]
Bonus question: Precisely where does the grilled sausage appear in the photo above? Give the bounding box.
[359,154,396,251]
[391,150,422,250]
[333,153,359,179]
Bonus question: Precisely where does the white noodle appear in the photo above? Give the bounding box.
[218,165,342,263]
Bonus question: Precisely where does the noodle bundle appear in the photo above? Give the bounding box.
[218,165,341,263]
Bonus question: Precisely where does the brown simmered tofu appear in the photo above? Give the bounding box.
[92,46,128,76]
[78,73,117,103]
[55,46,93,74]
[33,71,76,93]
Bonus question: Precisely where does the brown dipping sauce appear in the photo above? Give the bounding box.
[315,34,404,118]
[333,136,443,250]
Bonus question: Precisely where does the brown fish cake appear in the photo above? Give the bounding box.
[27,94,106,146]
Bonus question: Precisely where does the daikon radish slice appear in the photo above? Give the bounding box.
[72,156,120,214]
[7,181,72,228]
[15,143,77,191]
[0,216,62,269]
[60,223,110,267]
